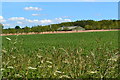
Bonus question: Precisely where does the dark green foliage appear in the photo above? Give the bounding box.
[84,25,93,30]
[2,20,119,34]
[15,26,21,29]
[23,26,31,33]
[0,23,3,34]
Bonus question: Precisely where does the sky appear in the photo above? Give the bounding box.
[1,0,120,2]
[0,2,118,28]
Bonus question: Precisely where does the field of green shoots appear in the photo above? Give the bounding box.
[2,31,119,78]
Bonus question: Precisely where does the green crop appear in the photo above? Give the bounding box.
[1,31,119,78]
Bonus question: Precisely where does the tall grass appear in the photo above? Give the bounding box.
[1,31,119,78]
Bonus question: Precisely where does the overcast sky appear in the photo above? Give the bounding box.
[0,2,118,28]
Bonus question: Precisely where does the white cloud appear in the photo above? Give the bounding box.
[3,24,11,26]
[0,16,3,20]
[25,18,71,24]
[40,19,52,24]
[23,17,71,24]
[26,19,52,24]
[62,16,71,18]
[64,19,72,22]
[32,14,48,16]
[0,16,6,23]
[8,17,25,21]
[0,20,6,23]
[4,17,72,28]
[32,14,47,16]
[17,21,23,24]
[24,7,42,11]
[33,20,39,22]
[55,18,63,21]
[32,14,41,16]
[26,19,33,23]
[54,18,71,23]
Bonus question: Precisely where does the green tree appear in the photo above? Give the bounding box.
[84,25,93,30]
[8,28,16,33]
[24,26,31,33]
[15,26,21,29]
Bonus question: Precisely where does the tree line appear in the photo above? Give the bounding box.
[1,20,119,34]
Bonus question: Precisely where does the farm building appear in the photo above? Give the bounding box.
[58,26,85,31]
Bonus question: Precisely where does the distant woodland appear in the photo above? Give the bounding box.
[0,20,119,34]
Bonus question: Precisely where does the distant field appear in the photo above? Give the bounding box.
[2,31,118,54]
[2,31,119,78]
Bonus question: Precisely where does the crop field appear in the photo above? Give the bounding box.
[1,31,119,78]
